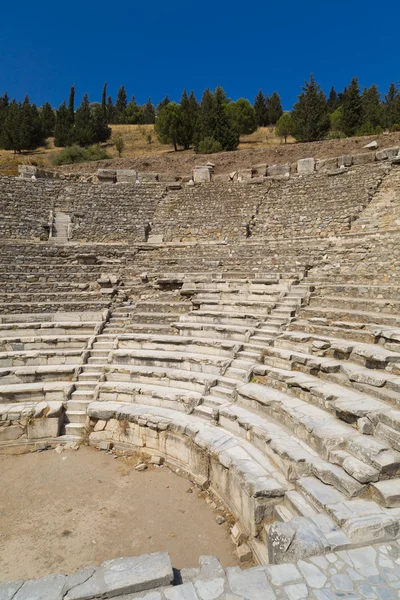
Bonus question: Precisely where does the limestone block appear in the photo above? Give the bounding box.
[97,169,116,183]
[27,414,62,439]
[364,140,378,149]
[18,165,39,179]
[139,172,159,182]
[342,513,400,544]
[193,167,212,183]
[164,583,199,600]
[352,152,376,165]
[315,157,338,172]
[116,169,137,183]
[297,158,315,175]
[267,517,328,564]
[376,146,399,160]
[212,174,230,182]
[267,164,290,179]
[252,163,267,176]
[237,169,253,181]
[237,544,252,562]
[65,552,173,599]
[370,479,400,508]
[14,574,66,600]
[0,424,24,441]
[227,566,275,600]
[338,155,352,167]
[0,580,24,599]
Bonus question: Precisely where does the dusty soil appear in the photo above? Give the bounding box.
[0,446,241,582]
[55,131,400,177]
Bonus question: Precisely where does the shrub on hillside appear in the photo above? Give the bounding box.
[390,124,400,132]
[52,144,109,165]
[195,137,222,154]
[356,122,384,136]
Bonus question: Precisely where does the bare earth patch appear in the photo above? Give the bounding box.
[0,446,241,582]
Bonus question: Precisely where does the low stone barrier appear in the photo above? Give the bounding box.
[0,400,64,442]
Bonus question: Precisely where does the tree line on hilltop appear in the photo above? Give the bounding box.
[0,75,399,155]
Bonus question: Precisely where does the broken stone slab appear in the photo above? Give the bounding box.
[227,566,276,600]
[0,580,24,600]
[327,167,349,177]
[65,552,173,600]
[237,544,252,562]
[364,140,378,149]
[351,152,376,165]
[342,513,400,544]
[97,169,117,183]
[116,169,137,183]
[338,155,352,168]
[315,157,338,172]
[14,574,66,600]
[194,578,225,600]
[198,556,225,580]
[376,146,399,160]
[138,172,159,182]
[370,479,400,508]
[297,158,315,175]
[237,168,253,181]
[267,517,329,564]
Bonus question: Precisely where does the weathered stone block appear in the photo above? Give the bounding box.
[138,172,159,182]
[27,415,62,439]
[252,163,267,176]
[376,146,399,160]
[116,169,137,183]
[193,166,212,183]
[338,155,352,167]
[237,168,253,181]
[297,158,315,175]
[267,164,290,179]
[315,157,338,172]
[97,169,116,183]
[352,152,376,165]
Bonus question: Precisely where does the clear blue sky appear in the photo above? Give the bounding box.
[1,0,399,110]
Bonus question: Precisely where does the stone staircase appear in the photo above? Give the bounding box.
[52,212,70,243]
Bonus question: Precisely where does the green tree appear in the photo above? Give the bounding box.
[266,92,283,125]
[341,77,362,136]
[0,92,9,137]
[106,95,115,123]
[155,102,181,150]
[327,86,340,112]
[126,96,144,124]
[142,98,155,124]
[212,86,239,150]
[226,98,257,135]
[40,101,56,137]
[176,89,198,149]
[156,95,170,114]
[54,101,74,147]
[1,97,45,152]
[68,85,75,123]
[292,75,330,142]
[384,83,400,128]
[275,112,294,143]
[114,135,125,157]
[101,82,107,119]
[360,84,384,131]
[92,105,111,143]
[74,93,95,146]
[329,106,344,134]
[254,89,267,126]
[115,85,128,123]
[194,88,215,144]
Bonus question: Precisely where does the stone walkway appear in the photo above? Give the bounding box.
[2,542,400,600]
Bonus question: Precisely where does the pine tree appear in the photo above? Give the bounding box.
[106,95,115,124]
[327,86,340,112]
[126,96,144,124]
[68,85,75,123]
[360,84,384,132]
[291,75,330,142]
[0,92,9,138]
[101,83,107,119]
[156,95,170,114]
[195,89,215,143]
[1,100,22,152]
[92,105,111,143]
[155,102,181,150]
[226,98,257,134]
[275,112,294,143]
[0,97,45,152]
[341,77,362,137]
[254,89,267,127]
[40,101,56,137]
[266,92,283,125]
[384,83,400,128]
[54,101,74,147]
[142,98,155,124]
[115,85,127,123]
[74,93,95,146]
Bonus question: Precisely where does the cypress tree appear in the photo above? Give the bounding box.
[194,88,216,144]
[213,86,240,151]
[177,89,197,150]
[291,75,330,142]
[92,105,111,143]
[1,100,22,152]
[115,85,127,123]
[327,86,340,112]
[341,77,362,136]
[266,92,283,125]
[1,97,44,152]
[142,98,156,124]
[68,85,75,123]
[106,95,115,124]
[155,102,181,151]
[54,101,74,147]
[360,84,384,131]
[0,92,9,139]
[74,93,95,146]
[254,89,267,126]
[40,101,56,137]
[126,96,144,124]
[101,83,107,119]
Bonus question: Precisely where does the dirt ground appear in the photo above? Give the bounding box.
[0,446,242,582]
[55,131,400,177]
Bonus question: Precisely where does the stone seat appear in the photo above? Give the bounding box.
[0,300,111,314]
[310,295,400,314]
[111,348,232,375]
[0,335,91,351]
[0,364,77,384]
[87,400,287,538]
[192,299,276,315]
[178,311,263,327]
[0,381,72,403]
[261,345,400,406]
[133,300,192,314]
[314,283,400,301]
[0,321,101,337]
[173,321,261,342]
[236,381,400,479]
[115,333,240,357]
[0,400,64,443]
[301,305,400,327]
[0,349,84,367]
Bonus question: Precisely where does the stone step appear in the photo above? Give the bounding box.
[210,385,234,400]
[74,379,99,388]
[87,357,107,364]
[225,367,248,382]
[67,399,91,411]
[302,306,400,327]
[65,410,87,424]
[71,390,94,401]
[193,404,215,420]
[310,295,400,314]
[64,423,85,436]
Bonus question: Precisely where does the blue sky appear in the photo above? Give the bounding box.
[1,0,399,110]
